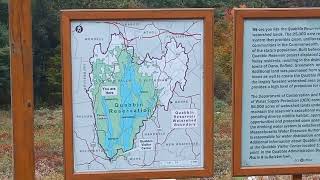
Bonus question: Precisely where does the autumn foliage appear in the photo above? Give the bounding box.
[214,8,233,102]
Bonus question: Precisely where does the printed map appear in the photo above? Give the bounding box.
[71,20,204,172]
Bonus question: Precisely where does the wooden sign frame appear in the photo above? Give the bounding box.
[61,9,214,180]
[9,0,35,179]
[233,8,320,176]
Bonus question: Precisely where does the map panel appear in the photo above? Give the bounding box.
[71,20,204,172]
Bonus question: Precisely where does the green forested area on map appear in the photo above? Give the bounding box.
[0,0,319,106]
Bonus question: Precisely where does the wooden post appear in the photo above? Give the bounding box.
[292,174,302,180]
[8,0,35,179]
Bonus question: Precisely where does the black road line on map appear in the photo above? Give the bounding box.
[160,129,175,145]
[84,21,200,161]
[74,131,107,168]
[185,129,197,158]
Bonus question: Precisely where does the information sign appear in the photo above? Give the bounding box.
[233,8,320,176]
[61,9,214,179]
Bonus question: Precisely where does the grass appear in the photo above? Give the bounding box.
[1,105,320,179]
[33,108,64,179]
[0,108,64,180]
[0,110,12,179]
[214,100,233,179]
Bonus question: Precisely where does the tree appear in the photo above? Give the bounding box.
[0,21,10,106]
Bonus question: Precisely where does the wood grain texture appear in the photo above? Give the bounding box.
[232,8,320,177]
[292,174,303,180]
[61,8,214,180]
[8,0,35,179]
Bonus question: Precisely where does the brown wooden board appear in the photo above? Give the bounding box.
[61,9,214,180]
[9,0,35,179]
[233,8,320,176]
